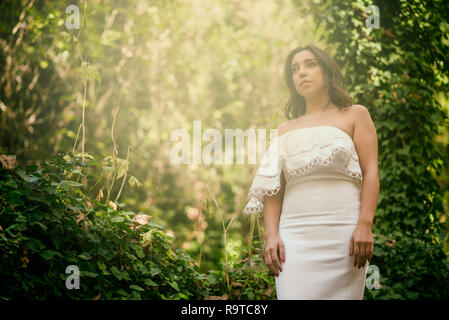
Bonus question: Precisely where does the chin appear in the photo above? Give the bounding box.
[299,89,316,98]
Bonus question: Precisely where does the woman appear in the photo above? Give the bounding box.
[243,45,379,299]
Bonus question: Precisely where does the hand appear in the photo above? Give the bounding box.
[349,223,374,269]
[264,234,285,277]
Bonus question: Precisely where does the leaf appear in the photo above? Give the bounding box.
[4,179,18,188]
[117,289,128,296]
[26,238,46,252]
[81,271,99,278]
[149,267,161,277]
[116,160,129,179]
[144,279,158,287]
[16,169,39,183]
[61,180,84,187]
[0,154,18,171]
[97,260,107,271]
[207,294,228,300]
[111,216,124,223]
[178,292,189,299]
[128,175,142,188]
[5,190,23,205]
[108,201,117,211]
[134,246,145,259]
[130,285,145,292]
[78,252,92,260]
[51,237,61,250]
[110,266,131,281]
[102,166,114,173]
[30,221,48,231]
[168,280,179,291]
[110,266,123,280]
[79,61,102,84]
[76,212,87,224]
[40,250,56,260]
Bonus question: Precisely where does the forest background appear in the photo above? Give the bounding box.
[1,0,449,300]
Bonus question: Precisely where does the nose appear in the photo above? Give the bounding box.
[296,69,307,84]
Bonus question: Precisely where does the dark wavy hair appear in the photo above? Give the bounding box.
[283,45,353,120]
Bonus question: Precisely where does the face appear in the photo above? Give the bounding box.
[291,50,326,98]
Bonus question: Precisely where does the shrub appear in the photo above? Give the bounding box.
[204,239,276,300]
[365,231,449,300]
[0,152,210,300]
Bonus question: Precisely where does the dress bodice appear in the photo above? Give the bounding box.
[243,125,363,215]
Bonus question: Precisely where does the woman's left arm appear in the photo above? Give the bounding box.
[349,104,380,268]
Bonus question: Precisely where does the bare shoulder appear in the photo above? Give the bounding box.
[349,104,371,118]
[349,104,372,124]
[350,104,369,113]
[276,120,293,136]
[349,104,377,135]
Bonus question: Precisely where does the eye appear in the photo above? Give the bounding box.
[308,61,316,67]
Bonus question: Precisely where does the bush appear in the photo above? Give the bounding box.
[0,152,211,300]
[365,231,449,300]
[204,239,276,300]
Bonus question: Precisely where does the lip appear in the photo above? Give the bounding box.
[300,80,312,87]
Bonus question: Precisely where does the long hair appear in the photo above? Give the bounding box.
[283,45,353,120]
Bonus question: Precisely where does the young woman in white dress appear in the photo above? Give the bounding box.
[244,45,379,299]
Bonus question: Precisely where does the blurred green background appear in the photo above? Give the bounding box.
[1,0,449,299]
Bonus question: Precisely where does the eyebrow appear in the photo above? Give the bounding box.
[291,59,316,67]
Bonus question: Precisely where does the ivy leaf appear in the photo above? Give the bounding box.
[16,169,39,183]
[78,252,92,260]
[178,292,189,299]
[61,180,84,187]
[97,260,107,271]
[40,250,57,260]
[26,238,46,252]
[110,266,131,281]
[168,280,179,291]
[130,285,145,292]
[144,279,158,287]
[150,267,161,277]
[81,271,98,278]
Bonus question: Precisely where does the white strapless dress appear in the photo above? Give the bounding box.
[244,125,369,300]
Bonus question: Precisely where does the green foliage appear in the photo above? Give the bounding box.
[0,153,211,300]
[204,239,276,300]
[365,232,449,299]
[1,0,449,300]
[300,0,449,299]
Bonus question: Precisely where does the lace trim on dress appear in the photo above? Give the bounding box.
[243,129,363,215]
[285,145,363,184]
[243,136,283,216]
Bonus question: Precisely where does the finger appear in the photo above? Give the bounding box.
[265,259,276,276]
[349,236,353,256]
[358,245,366,268]
[269,264,276,276]
[268,249,279,276]
[279,242,286,263]
[272,249,282,274]
[353,242,360,266]
[265,251,272,269]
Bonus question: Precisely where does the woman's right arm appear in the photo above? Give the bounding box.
[263,132,287,277]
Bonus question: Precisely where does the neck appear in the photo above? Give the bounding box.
[303,93,332,116]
